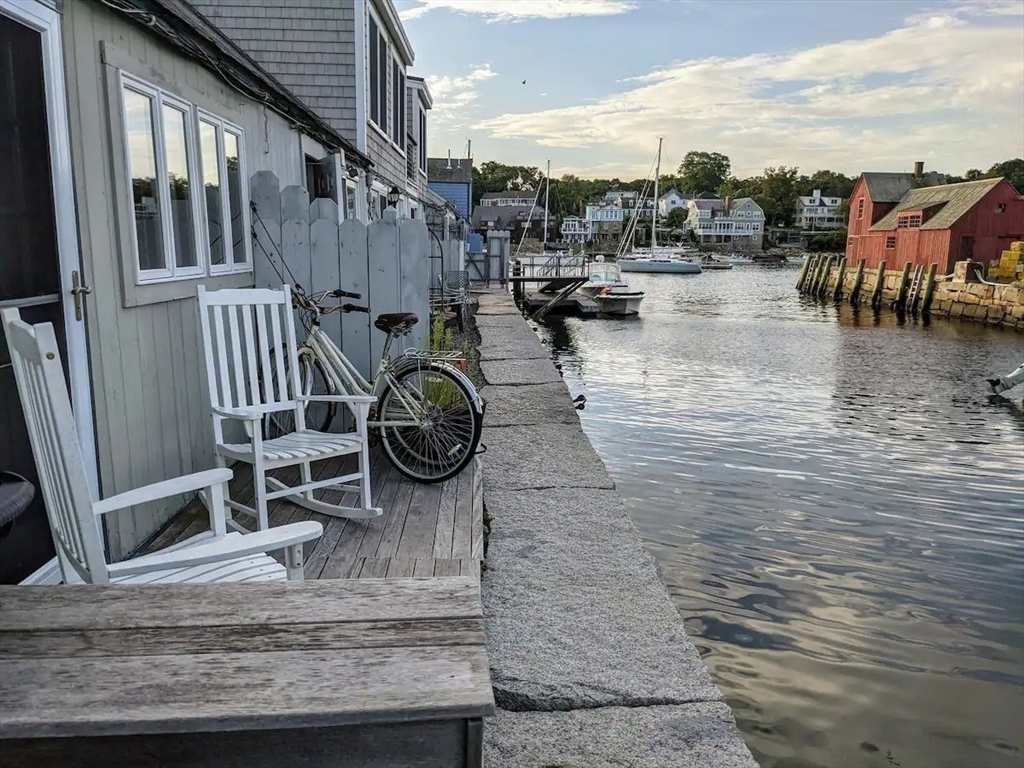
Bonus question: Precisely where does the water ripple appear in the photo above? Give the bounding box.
[538,267,1024,768]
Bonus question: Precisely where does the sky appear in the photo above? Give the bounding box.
[394,0,1024,181]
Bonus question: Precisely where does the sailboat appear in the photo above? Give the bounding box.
[619,138,702,275]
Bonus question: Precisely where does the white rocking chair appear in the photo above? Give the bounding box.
[1,308,322,585]
[196,285,382,532]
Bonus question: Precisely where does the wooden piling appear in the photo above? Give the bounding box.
[870,261,886,310]
[893,262,913,310]
[816,256,836,298]
[832,257,847,301]
[796,254,814,291]
[511,260,523,306]
[849,259,866,306]
[920,263,938,314]
[804,255,821,295]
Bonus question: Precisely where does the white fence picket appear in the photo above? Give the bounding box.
[281,186,311,293]
[251,171,282,290]
[339,217,371,381]
[367,209,402,375]
[399,215,430,354]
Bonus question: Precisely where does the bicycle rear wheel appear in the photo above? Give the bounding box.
[263,350,336,438]
[377,362,481,483]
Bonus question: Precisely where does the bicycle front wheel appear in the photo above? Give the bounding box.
[377,362,481,483]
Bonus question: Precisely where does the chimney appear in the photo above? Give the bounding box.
[446,150,452,170]
[724,195,731,212]
[914,161,924,180]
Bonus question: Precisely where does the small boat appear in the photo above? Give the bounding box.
[725,252,757,266]
[696,254,733,270]
[619,256,702,274]
[580,262,645,316]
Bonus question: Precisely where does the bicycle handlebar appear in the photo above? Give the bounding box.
[332,289,362,300]
[341,303,370,314]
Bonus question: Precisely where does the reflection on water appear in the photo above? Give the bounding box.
[537,267,1024,768]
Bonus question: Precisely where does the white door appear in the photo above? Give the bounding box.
[0,0,98,583]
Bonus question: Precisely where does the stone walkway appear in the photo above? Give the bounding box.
[476,292,758,767]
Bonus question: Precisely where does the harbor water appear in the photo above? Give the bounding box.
[536,267,1024,768]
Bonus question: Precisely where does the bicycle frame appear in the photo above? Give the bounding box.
[303,324,439,429]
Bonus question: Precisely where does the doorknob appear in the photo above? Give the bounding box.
[71,270,91,321]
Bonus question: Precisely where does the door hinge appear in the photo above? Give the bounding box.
[71,270,91,321]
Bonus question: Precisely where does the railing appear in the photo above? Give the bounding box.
[508,254,590,282]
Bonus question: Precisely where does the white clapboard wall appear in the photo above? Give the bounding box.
[250,171,432,383]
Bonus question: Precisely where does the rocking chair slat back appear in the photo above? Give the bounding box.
[198,285,303,417]
[1,310,108,584]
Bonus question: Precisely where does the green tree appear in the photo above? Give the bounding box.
[756,165,800,226]
[800,169,856,199]
[665,207,689,229]
[986,158,1024,193]
[677,151,731,195]
[471,161,543,208]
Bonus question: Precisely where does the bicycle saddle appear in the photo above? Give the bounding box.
[374,312,419,332]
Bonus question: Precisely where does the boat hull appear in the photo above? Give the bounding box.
[619,259,702,274]
[593,294,644,316]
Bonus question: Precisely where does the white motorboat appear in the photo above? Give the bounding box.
[724,252,757,265]
[619,256,702,274]
[696,254,733,270]
[581,262,645,316]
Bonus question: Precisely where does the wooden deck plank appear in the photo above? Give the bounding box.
[461,560,481,580]
[433,559,461,577]
[2,618,487,658]
[452,470,474,559]
[373,477,415,558]
[432,477,457,559]
[357,558,390,579]
[386,558,416,578]
[470,459,484,560]
[396,483,443,561]
[351,464,399,560]
[412,559,435,578]
[316,449,393,579]
[0,644,493,739]
[0,579,483,631]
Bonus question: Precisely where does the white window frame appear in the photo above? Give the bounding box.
[119,73,204,284]
[118,72,251,286]
[197,109,252,275]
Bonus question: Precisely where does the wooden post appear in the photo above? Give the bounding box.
[512,260,523,306]
[796,254,814,291]
[893,262,913,310]
[832,257,847,301]
[807,255,825,295]
[849,259,866,306]
[816,255,836,298]
[870,261,886,310]
[920,263,939,314]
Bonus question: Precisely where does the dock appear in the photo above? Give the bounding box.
[522,290,601,315]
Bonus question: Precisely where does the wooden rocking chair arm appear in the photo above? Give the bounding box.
[92,469,234,517]
[211,403,295,421]
[297,394,378,404]
[107,522,324,577]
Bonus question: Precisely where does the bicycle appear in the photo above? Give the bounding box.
[263,285,484,483]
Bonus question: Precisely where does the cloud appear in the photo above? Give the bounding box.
[472,3,1024,177]
[399,0,636,23]
[427,64,498,127]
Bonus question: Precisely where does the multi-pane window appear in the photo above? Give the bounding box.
[418,109,427,172]
[885,235,897,249]
[897,213,922,229]
[369,17,380,128]
[120,73,249,284]
[377,30,388,133]
[857,198,865,220]
[198,113,248,271]
[392,60,405,151]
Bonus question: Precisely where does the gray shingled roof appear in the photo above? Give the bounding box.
[870,177,1005,231]
[471,204,548,229]
[480,190,539,201]
[427,158,472,184]
[861,173,915,203]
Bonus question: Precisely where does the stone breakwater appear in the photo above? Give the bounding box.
[473,292,757,768]
[797,254,1024,329]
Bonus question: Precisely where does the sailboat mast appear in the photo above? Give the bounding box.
[652,137,662,251]
[543,159,551,246]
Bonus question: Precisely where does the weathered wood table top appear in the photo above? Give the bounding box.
[0,577,494,741]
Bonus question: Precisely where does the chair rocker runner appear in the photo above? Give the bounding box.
[1,309,321,585]
[197,285,382,532]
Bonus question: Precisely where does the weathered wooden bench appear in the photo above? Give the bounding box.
[0,577,494,768]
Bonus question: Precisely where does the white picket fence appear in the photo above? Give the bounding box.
[250,171,435,381]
